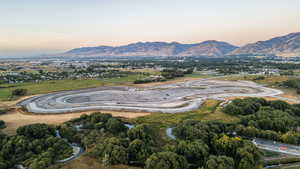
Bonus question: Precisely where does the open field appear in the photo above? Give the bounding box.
[0,74,146,101]
[0,71,210,101]
[1,108,149,135]
[19,79,282,114]
[216,75,298,86]
[118,68,161,75]
[133,99,239,128]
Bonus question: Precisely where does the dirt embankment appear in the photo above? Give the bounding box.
[0,108,150,135]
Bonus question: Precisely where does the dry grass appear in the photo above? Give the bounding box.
[279,88,300,100]
[0,95,38,109]
[0,108,150,135]
[48,156,140,169]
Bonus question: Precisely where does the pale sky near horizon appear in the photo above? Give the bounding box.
[1,0,300,57]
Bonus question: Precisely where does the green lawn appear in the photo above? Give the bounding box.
[0,74,145,101]
[133,100,239,129]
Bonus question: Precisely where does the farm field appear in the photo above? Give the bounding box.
[0,74,146,101]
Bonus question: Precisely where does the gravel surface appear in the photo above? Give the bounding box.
[18,79,283,114]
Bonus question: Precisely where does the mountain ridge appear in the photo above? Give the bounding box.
[64,40,239,57]
[63,32,300,57]
[229,32,300,57]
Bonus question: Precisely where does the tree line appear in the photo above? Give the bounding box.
[0,123,72,169]
[223,98,300,145]
[57,112,263,169]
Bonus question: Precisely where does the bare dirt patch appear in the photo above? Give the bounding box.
[0,95,38,108]
[0,108,150,135]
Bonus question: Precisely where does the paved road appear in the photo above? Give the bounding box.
[253,138,300,156]
[166,128,176,140]
[55,130,85,163]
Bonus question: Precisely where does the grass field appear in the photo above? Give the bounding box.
[217,75,299,86]
[0,71,212,101]
[133,100,239,129]
[0,74,146,101]
[119,68,161,75]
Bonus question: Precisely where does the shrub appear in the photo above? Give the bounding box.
[12,88,28,96]
[145,152,188,169]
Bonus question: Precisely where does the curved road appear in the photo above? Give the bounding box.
[55,130,85,163]
[12,130,85,169]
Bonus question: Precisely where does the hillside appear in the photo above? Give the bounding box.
[64,41,238,57]
[62,32,300,58]
[230,32,300,57]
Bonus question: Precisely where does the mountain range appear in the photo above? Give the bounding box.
[230,32,300,57]
[63,32,300,57]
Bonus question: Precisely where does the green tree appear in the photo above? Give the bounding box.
[127,124,153,144]
[175,140,209,167]
[90,112,112,123]
[223,104,242,115]
[205,155,234,169]
[269,100,290,111]
[128,139,152,164]
[145,152,188,169]
[59,126,79,142]
[12,88,28,96]
[105,118,127,134]
[0,120,6,129]
[236,142,261,169]
[0,109,7,115]
[214,135,243,157]
[91,137,128,165]
[17,123,55,139]
[281,132,300,144]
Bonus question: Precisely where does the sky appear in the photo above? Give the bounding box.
[1,0,300,57]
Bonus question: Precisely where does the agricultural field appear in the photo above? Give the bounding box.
[0,74,147,101]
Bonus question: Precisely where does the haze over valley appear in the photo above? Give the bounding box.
[2,1,300,169]
[63,32,300,58]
